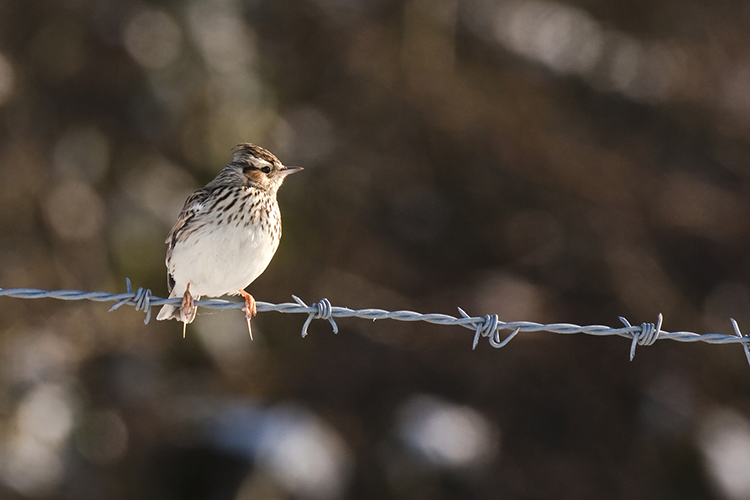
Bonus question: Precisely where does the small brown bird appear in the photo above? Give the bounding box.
[156,144,302,337]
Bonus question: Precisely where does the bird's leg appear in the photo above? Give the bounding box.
[238,289,256,340]
[180,283,196,338]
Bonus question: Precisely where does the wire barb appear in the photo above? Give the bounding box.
[620,314,663,361]
[492,327,521,349]
[458,309,519,350]
[108,278,153,324]
[293,295,339,337]
[1,281,750,368]
[730,318,750,368]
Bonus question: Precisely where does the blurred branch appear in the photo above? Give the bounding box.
[1,279,749,367]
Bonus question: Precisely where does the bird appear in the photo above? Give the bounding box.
[156,143,302,337]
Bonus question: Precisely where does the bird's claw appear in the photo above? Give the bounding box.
[180,284,196,338]
[239,290,256,340]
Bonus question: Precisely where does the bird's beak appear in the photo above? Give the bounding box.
[280,166,303,176]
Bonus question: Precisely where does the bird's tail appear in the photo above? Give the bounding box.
[156,302,181,321]
[157,288,184,321]
[156,288,199,324]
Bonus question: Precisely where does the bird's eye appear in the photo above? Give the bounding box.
[261,166,271,174]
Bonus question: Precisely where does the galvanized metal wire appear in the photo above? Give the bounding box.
[1,278,749,367]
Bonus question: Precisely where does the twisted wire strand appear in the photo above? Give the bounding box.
[1,280,750,367]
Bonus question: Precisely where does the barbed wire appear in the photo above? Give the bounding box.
[1,278,749,367]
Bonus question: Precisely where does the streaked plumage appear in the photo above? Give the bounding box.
[156,143,302,336]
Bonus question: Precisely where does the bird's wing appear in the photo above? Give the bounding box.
[164,187,212,293]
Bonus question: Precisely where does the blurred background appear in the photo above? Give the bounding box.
[1,0,750,498]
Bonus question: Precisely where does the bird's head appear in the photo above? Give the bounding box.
[230,143,303,193]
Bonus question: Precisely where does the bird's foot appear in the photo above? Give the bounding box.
[239,290,256,340]
[180,284,197,338]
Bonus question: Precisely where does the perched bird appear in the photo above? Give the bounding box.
[156,143,302,337]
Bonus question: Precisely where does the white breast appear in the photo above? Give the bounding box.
[167,218,279,298]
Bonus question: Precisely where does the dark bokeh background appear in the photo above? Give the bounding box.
[1,0,750,498]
